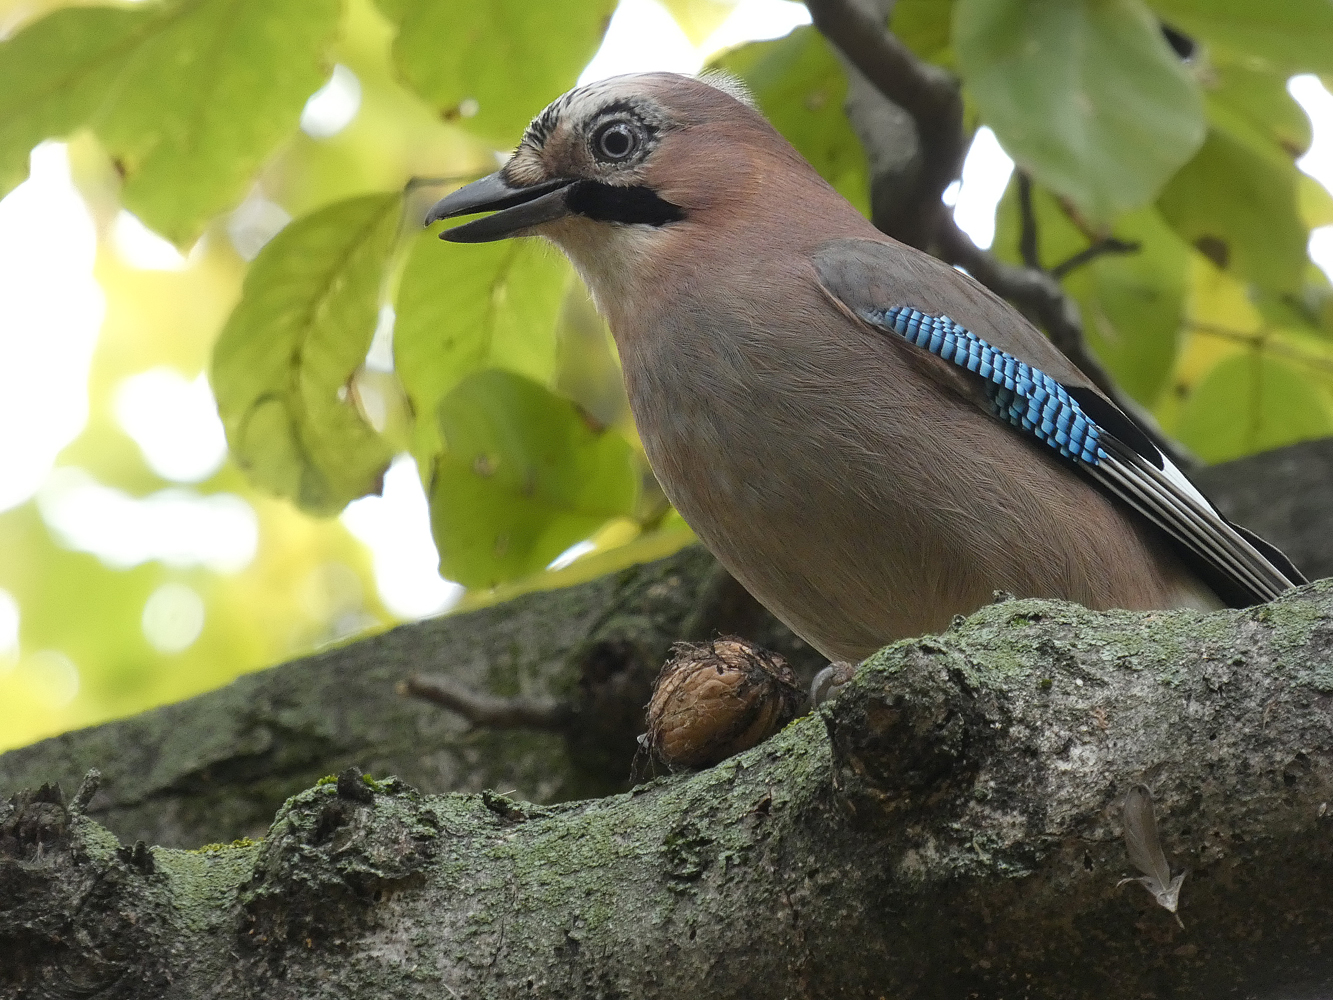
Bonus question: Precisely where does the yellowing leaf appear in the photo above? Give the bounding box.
[1157,128,1308,293]
[954,0,1204,221]
[660,0,735,46]
[211,193,400,516]
[1300,173,1333,230]
[428,369,639,588]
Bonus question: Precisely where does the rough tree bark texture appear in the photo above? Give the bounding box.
[4,580,1333,999]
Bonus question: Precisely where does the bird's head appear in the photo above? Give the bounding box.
[425,72,841,302]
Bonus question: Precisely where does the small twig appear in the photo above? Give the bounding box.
[1188,321,1333,377]
[1050,238,1142,279]
[400,675,574,730]
[1017,171,1041,270]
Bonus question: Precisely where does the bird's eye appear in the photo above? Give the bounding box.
[592,121,639,162]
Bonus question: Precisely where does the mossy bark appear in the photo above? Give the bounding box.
[5,582,1333,999]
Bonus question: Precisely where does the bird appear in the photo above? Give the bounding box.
[424,72,1306,664]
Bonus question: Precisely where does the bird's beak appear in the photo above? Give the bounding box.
[425,173,574,243]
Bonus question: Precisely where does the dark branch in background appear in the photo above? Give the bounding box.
[805,0,1197,468]
[1016,171,1041,269]
[1051,237,1141,279]
[806,0,965,248]
[400,675,574,730]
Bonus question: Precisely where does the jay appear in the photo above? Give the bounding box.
[426,72,1305,663]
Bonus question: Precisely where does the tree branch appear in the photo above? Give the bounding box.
[0,546,825,848]
[401,675,573,729]
[7,583,1333,997]
[805,0,965,247]
[1017,170,1041,269]
[4,440,1332,853]
[1050,237,1141,279]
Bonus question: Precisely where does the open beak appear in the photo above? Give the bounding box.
[425,173,573,243]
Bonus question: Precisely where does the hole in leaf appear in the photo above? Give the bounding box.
[1194,235,1230,269]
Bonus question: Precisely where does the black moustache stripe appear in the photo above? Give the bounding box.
[565,181,684,227]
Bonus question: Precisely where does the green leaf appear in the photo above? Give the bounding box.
[0,0,341,244]
[211,193,400,516]
[1147,0,1333,74]
[890,0,956,69]
[428,369,638,588]
[99,0,341,245]
[383,0,615,145]
[1175,353,1333,463]
[953,0,1204,221]
[711,26,869,214]
[993,179,1188,404]
[0,7,145,198]
[1204,61,1312,162]
[1156,128,1308,293]
[394,231,568,463]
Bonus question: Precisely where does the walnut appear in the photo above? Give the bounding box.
[644,638,803,770]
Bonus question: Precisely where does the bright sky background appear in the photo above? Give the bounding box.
[2,0,1333,655]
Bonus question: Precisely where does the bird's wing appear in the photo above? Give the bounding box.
[812,238,1306,606]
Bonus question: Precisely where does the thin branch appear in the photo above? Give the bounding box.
[400,675,574,730]
[804,0,966,216]
[1051,238,1141,279]
[1188,322,1333,377]
[1016,171,1041,270]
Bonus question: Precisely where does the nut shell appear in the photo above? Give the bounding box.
[645,638,802,769]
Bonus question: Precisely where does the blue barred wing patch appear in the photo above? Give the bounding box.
[865,306,1108,466]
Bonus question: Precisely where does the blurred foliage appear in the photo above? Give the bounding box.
[0,0,341,243]
[211,193,401,514]
[954,0,1205,221]
[0,0,1330,750]
[429,369,639,587]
